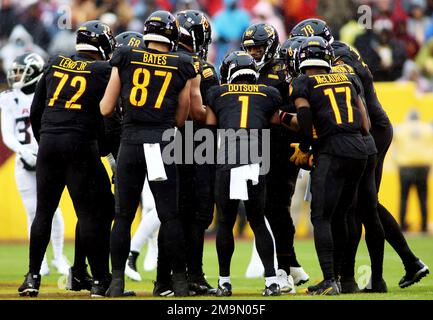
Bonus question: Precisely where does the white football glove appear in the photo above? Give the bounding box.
[18,146,37,170]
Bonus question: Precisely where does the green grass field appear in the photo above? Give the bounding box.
[1,235,432,300]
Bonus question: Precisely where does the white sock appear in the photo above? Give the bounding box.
[219,276,231,287]
[51,208,65,261]
[265,276,278,287]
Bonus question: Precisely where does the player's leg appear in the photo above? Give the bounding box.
[149,161,188,297]
[107,143,146,296]
[245,176,281,296]
[187,162,216,294]
[307,154,344,295]
[215,169,239,297]
[372,125,428,286]
[19,136,66,296]
[126,177,160,281]
[66,141,112,296]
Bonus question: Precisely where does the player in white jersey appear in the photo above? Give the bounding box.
[0,53,69,276]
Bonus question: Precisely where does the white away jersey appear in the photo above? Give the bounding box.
[0,88,38,154]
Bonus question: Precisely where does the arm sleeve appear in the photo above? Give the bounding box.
[30,71,48,143]
[179,53,198,82]
[110,46,129,69]
[0,96,22,153]
[290,76,310,101]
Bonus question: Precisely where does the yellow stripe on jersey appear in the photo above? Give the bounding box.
[52,65,91,74]
[131,61,178,70]
[267,74,279,80]
[202,68,214,78]
[221,91,267,97]
[313,81,353,89]
[131,49,178,58]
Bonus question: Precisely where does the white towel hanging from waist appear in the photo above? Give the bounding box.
[230,163,260,201]
[143,143,167,182]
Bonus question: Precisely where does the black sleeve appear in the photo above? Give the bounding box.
[201,63,220,104]
[205,85,219,111]
[30,69,48,143]
[265,86,282,113]
[110,46,129,69]
[178,53,198,82]
[291,75,311,101]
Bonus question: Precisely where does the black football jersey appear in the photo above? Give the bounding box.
[291,72,367,159]
[31,53,111,141]
[111,46,197,143]
[332,41,390,129]
[257,59,289,107]
[200,60,219,105]
[207,83,281,169]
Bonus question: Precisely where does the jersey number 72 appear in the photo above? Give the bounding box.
[48,71,86,109]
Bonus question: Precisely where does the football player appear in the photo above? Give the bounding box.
[110,31,162,283]
[241,22,308,291]
[206,51,282,297]
[100,10,197,297]
[19,20,116,297]
[291,18,429,289]
[173,9,219,295]
[291,37,369,295]
[1,53,70,277]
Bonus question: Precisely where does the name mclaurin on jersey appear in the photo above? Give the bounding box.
[312,73,350,85]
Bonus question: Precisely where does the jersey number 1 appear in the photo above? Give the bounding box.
[238,96,249,128]
[323,87,354,124]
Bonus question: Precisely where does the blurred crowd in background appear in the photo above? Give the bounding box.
[3,0,433,92]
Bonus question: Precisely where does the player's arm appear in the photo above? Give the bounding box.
[270,111,280,125]
[279,111,299,131]
[100,67,121,116]
[1,103,22,153]
[205,105,217,125]
[176,79,191,127]
[30,71,48,143]
[295,97,313,141]
[355,95,371,135]
[189,75,206,123]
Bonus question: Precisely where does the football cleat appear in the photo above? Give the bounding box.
[216,282,232,297]
[90,275,112,298]
[18,273,41,297]
[290,266,309,286]
[276,269,296,294]
[307,279,340,296]
[399,260,429,289]
[153,281,174,297]
[52,256,70,276]
[188,273,217,295]
[66,266,93,291]
[125,252,142,282]
[262,283,281,296]
[362,278,388,293]
[339,276,360,294]
[172,273,190,297]
[105,277,137,297]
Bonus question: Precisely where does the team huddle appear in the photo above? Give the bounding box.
[1,8,430,298]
